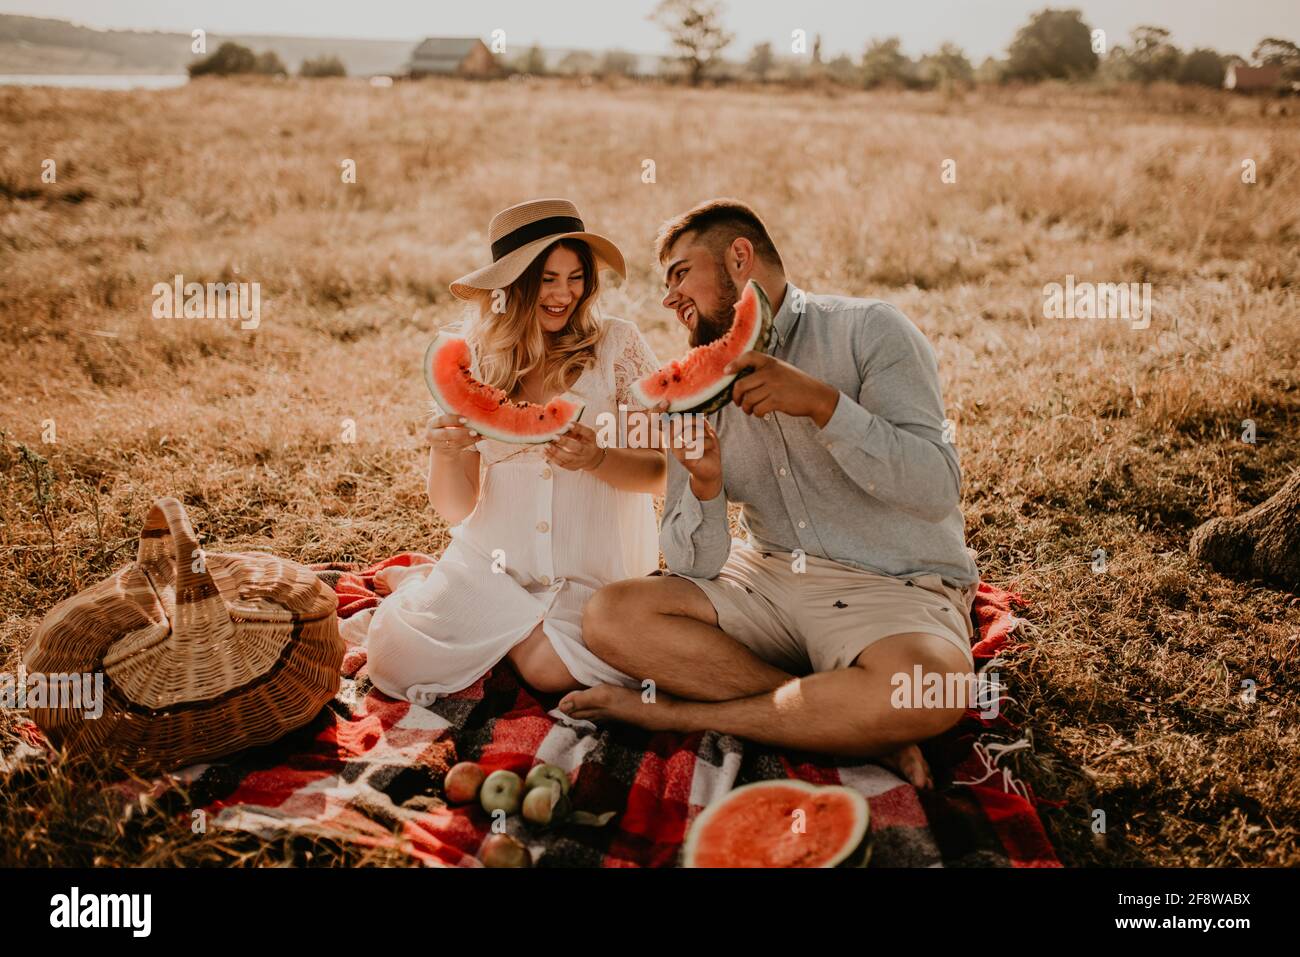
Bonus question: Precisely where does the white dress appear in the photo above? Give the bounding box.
[362,316,662,705]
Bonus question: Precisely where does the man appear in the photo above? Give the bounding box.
[559,199,979,788]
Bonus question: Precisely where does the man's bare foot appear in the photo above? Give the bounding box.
[877,743,933,790]
[558,684,681,732]
[560,688,933,789]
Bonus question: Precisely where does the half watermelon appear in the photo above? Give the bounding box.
[680,779,872,868]
[630,279,774,415]
[423,332,583,444]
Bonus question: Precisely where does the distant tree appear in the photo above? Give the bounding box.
[599,49,637,77]
[919,42,974,89]
[1252,37,1300,65]
[1004,8,1099,81]
[556,50,599,76]
[975,56,1007,85]
[1253,37,1300,80]
[300,55,346,78]
[650,0,735,85]
[188,41,258,77]
[519,44,547,75]
[254,51,288,76]
[812,34,823,65]
[861,37,918,89]
[1177,48,1226,87]
[748,41,774,81]
[826,53,857,84]
[1127,25,1182,83]
[1097,45,1135,83]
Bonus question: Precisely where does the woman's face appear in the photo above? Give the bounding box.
[535,244,585,334]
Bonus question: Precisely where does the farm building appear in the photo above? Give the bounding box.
[1224,64,1283,93]
[406,37,500,78]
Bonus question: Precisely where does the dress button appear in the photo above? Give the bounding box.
[798,520,807,529]
[541,467,553,479]
[537,520,550,533]
[778,467,787,476]
[539,575,551,587]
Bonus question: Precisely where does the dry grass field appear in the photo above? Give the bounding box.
[1,76,1297,867]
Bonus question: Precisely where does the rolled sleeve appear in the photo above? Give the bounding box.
[660,458,731,579]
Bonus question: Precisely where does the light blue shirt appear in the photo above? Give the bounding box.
[661,283,979,588]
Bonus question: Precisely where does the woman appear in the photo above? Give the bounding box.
[361,198,665,705]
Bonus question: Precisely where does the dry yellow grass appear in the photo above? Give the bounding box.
[1,76,1297,866]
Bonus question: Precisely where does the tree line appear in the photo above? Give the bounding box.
[188,42,346,78]
[645,1,1300,90]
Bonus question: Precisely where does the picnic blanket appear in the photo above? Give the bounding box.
[11,553,1060,867]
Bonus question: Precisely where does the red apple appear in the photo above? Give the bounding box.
[444,761,486,805]
[479,833,532,868]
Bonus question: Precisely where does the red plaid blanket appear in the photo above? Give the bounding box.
[13,554,1061,867]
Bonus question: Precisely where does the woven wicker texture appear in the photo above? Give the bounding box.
[22,496,343,774]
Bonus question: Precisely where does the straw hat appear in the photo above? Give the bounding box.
[450,198,626,301]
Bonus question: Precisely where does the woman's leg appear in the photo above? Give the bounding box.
[507,622,583,694]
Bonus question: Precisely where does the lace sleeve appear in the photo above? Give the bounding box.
[611,320,662,410]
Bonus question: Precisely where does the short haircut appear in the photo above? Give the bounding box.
[655,198,784,271]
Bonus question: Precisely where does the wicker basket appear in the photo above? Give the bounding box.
[22,496,343,774]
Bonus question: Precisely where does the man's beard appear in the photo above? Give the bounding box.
[689,261,740,347]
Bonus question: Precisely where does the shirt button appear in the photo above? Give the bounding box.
[868,483,876,492]
[778,467,787,476]
[541,467,553,479]
[537,520,550,533]
[798,520,807,529]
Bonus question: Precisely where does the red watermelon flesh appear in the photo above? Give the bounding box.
[423,333,583,444]
[630,279,774,414]
[681,780,871,868]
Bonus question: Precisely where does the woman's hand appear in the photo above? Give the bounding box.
[544,422,605,472]
[427,414,479,458]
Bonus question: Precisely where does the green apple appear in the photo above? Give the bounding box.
[479,833,532,868]
[522,781,571,827]
[524,763,571,797]
[444,761,486,805]
[479,769,524,816]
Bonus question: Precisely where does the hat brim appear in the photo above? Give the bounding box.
[450,232,627,301]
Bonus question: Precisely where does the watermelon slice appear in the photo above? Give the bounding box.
[681,780,872,868]
[423,332,583,444]
[630,279,774,414]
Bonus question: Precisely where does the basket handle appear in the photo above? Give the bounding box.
[135,496,234,642]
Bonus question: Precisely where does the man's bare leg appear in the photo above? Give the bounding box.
[564,577,952,787]
[577,576,792,702]
[563,631,969,779]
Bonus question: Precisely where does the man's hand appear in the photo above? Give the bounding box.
[668,414,722,501]
[724,351,840,428]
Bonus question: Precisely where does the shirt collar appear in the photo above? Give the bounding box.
[770,281,801,347]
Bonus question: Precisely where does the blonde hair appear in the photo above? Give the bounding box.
[466,239,605,396]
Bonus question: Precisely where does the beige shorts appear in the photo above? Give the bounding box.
[677,547,977,676]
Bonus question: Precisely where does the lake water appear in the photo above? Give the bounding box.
[0,75,189,90]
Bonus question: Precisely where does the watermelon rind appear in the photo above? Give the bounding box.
[680,779,871,868]
[423,331,584,444]
[631,279,775,415]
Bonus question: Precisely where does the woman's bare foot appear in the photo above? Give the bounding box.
[558,684,680,732]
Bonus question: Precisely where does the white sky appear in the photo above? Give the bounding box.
[3,0,1297,60]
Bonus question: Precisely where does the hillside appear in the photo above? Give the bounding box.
[0,13,414,75]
